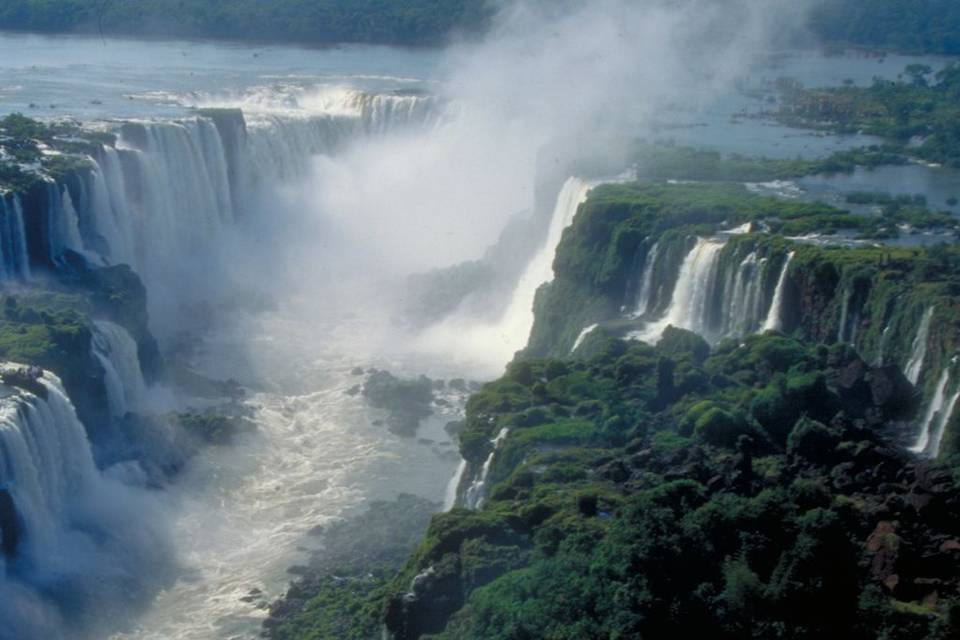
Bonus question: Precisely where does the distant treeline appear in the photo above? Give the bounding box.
[0,0,493,46]
[0,0,958,52]
[810,0,960,54]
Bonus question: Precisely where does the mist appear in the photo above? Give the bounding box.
[203,0,803,376]
[0,1,821,637]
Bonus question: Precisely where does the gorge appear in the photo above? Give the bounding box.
[1,1,960,639]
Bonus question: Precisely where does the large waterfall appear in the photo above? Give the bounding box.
[5,90,439,287]
[761,251,795,333]
[910,368,959,458]
[0,193,30,280]
[495,177,593,351]
[0,367,168,640]
[91,321,148,419]
[630,235,794,345]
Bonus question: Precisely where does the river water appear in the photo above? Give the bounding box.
[0,30,958,639]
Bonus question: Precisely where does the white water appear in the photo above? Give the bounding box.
[443,460,467,511]
[418,177,594,373]
[634,242,660,316]
[0,193,30,280]
[910,368,958,457]
[572,324,599,353]
[761,251,794,333]
[905,307,935,385]
[91,321,148,419]
[463,428,510,510]
[46,182,86,265]
[0,367,168,640]
[636,237,726,343]
[722,251,768,337]
[875,324,893,366]
[497,178,593,348]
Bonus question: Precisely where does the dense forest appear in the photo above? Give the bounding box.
[810,0,960,55]
[779,63,960,167]
[0,0,493,46]
[0,0,959,51]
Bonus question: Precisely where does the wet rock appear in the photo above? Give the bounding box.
[363,371,435,437]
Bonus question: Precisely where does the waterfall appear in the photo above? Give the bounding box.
[10,100,434,284]
[634,242,660,316]
[910,368,959,457]
[0,193,29,280]
[761,252,795,333]
[0,365,169,638]
[45,182,85,265]
[443,460,467,511]
[350,92,440,135]
[636,237,726,343]
[0,369,100,564]
[494,177,594,354]
[463,428,510,509]
[722,251,769,337]
[242,114,359,188]
[904,307,935,385]
[91,321,147,418]
[875,324,893,366]
[572,324,599,353]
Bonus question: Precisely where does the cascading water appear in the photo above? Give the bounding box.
[463,428,509,509]
[904,307,935,385]
[572,324,599,353]
[634,242,660,316]
[45,182,86,265]
[91,320,147,419]
[497,177,593,348]
[910,367,959,457]
[761,251,794,333]
[630,238,795,345]
[11,91,440,288]
[422,177,595,368]
[635,237,726,342]
[0,366,168,640]
[722,251,769,337]
[875,324,893,366]
[0,193,30,280]
[443,460,467,511]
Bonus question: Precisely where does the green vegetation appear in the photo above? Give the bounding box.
[0,0,492,46]
[633,144,907,182]
[0,113,108,191]
[381,334,960,639]
[808,0,960,55]
[264,494,439,640]
[525,181,960,360]
[779,64,960,167]
[1,0,958,53]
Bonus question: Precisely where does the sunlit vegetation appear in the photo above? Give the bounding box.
[383,333,960,639]
[779,63,960,167]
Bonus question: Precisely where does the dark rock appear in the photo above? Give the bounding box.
[0,489,19,558]
[362,371,435,437]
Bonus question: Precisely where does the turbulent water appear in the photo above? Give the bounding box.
[92,321,148,419]
[2,29,960,640]
[0,369,170,640]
